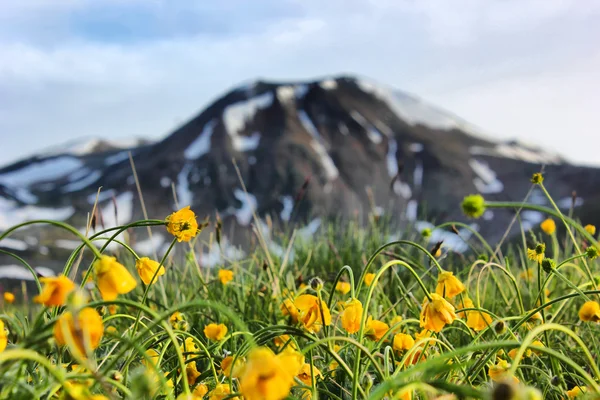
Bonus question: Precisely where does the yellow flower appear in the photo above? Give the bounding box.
[393,333,415,353]
[414,329,432,341]
[294,294,332,333]
[508,347,533,360]
[106,326,117,334]
[33,275,76,306]
[186,361,201,386]
[297,363,323,386]
[467,310,492,331]
[340,298,363,334]
[566,386,587,398]
[280,299,299,323]
[273,335,296,349]
[328,360,339,377]
[135,257,165,285]
[170,311,185,328]
[0,320,8,352]
[193,384,209,398]
[335,281,351,295]
[435,271,465,298]
[530,340,544,355]
[389,315,403,329]
[239,347,302,400]
[182,337,199,358]
[585,224,596,236]
[209,383,236,400]
[60,381,109,400]
[204,323,228,341]
[488,359,518,383]
[165,206,199,242]
[540,218,556,235]
[420,294,456,333]
[364,273,376,287]
[93,256,137,301]
[456,297,491,331]
[529,311,543,323]
[394,389,412,400]
[221,355,245,378]
[142,348,161,368]
[365,316,389,341]
[218,269,234,285]
[53,307,104,357]
[519,268,534,281]
[579,301,600,322]
[3,292,15,304]
[526,243,545,263]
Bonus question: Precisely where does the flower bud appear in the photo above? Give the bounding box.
[111,371,123,382]
[541,258,555,273]
[585,246,599,260]
[492,381,515,400]
[461,194,486,218]
[530,173,544,184]
[309,277,324,292]
[494,321,506,335]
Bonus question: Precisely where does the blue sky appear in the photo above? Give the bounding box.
[1,0,599,165]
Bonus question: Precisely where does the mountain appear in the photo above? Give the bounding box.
[1,75,599,279]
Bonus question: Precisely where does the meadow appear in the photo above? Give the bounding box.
[0,172,599,400]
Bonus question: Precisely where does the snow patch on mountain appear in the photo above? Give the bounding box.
[0,265,54,280]
[358,79,467,131]
[234,132,261,152]
[0,237,28,251]
[87,189,116,205]
[320,79,337,90]
[469,159,504,194]
[414,221,473,253]
[233,189,257,226]
[297,218,321,240]
[199,239,246,268]
[0,156,82,187]
[414,160,423,188]
[280,196,293,222]
[386,139,398,177]
[55,239,82,250]
[223,92,273,138]
[521,210,545,231]
[177,164,193,207]
[298,110,339,180]
[393,181,412,199]
[105,151,131,166]
[470,142,562,164]
[406,200,418,221]
[185,119,217,159]
[100,191,133,227]
[134,234,165,255]
[63,170,102,192]
[558,196,584,209]
[0,196,74,230]
[350,111,383,144]
[276,86,295,103]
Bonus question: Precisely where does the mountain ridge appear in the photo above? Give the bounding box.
[0,74,598,277]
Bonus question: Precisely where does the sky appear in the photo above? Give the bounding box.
[0,0,599,166]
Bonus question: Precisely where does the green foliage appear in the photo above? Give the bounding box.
[0,177,599,400]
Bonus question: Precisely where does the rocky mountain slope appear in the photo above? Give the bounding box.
[1,75,599,278]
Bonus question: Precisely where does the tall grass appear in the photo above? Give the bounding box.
[0,173,598,400]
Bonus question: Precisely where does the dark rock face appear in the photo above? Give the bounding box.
[0,75,598,273]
